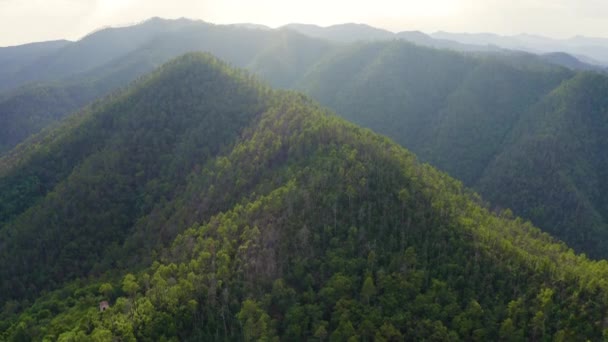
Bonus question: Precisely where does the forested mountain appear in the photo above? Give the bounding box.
[4,18,608,260]
[0,53,272,307]
[477,72,608,259]
[296,41,608,259]
[5,52,608,341]
[0,54,164,155]
[299,41,572,184]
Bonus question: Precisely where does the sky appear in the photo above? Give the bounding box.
[1,0,608,46]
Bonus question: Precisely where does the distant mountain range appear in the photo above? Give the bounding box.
[281,22,608,70]
[432,31,608,66]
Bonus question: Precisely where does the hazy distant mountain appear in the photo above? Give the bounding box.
[231,23,272,30]
[282,23,395,42]
[396,31,503,52]
[283,24,606,71]
[432,31,526,50]
[432,31,608,66]
[271,23,608,70]
[540,52,606,72]
[0,40,70,87]
[0,17,202,91]
[0,40,70,72]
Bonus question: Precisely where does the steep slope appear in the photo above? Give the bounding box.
[300,41,572,183]
[0,53,272,304]
[246,29,335,88]
[5,30,608,261]
[300,41,478,155]
[428,55,571,184]
[0,57,158,155]
[477,72,608,256]
[4,53,608,341]
[297,41,608,258]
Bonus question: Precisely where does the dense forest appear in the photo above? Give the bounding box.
[3,53,608,340]
[3,18,608,260]
[297,41,608,259]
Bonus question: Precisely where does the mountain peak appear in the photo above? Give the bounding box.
[0,51,274,304]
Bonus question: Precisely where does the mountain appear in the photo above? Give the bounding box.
[282,23,507,53]
[231,23,272,30]
[4,52,608,341]
[0,19,593,157]
[539,52,606,71]
[296,40,608,259]
[432,31,608,66]
[282,23,395,42]
[432,31,528,50]
[0,40,70,75]
[477,72,608,257]
[395,31,503,53]
[4,19,608,260]
[0,53,272,307]
[0,17,202,92]
[298,41,571,181]
[0,21,334,155]
[0,49,165,155]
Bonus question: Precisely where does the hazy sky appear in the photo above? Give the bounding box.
[1,0,608,46]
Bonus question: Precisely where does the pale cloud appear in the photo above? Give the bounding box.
[1,0,607,46]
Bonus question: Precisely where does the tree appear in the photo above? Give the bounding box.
[361,275,376,305]
[330,319,357,342]
[99,283,114,299]
[314,322,328,342]
[122,274,139,297]
[237,299,276,341]
[375,322,402,342]
[90,328,113,342]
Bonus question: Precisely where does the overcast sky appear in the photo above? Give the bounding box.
[1,0,608,46]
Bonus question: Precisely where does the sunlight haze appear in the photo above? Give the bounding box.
[1,0,607,46]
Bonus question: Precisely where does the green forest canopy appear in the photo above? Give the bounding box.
[3,20,608,261]
[3,53,608,341]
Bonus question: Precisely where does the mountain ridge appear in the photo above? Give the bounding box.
[294,39,608,258]
[4,53,608,340]
[0,52,272,303]
[2,18,608,260]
